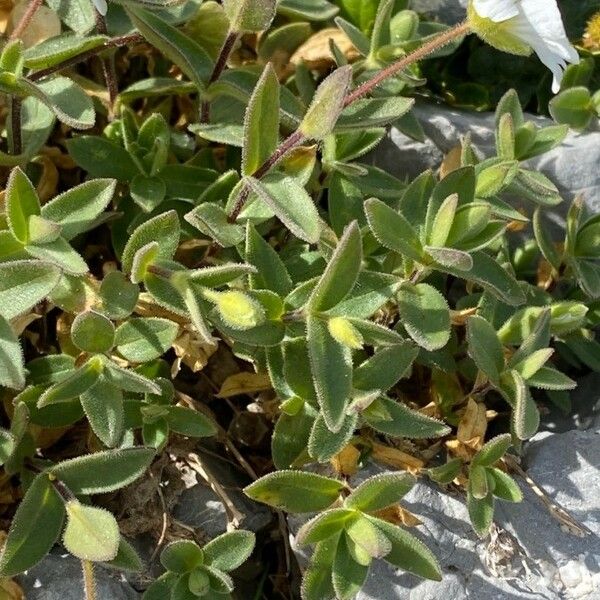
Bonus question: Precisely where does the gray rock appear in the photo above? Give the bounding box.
[290,428,600,599]
[172,451,272,538]
[18,550,140,599]
[368,101,600,230]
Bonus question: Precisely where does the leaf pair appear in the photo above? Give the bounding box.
[0,447,154,576]
[143,531,255,599]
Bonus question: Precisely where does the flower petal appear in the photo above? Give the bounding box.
[472,0,519,22]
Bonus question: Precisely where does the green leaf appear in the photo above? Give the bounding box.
[345,472,414,512]
[244,470,344,513]
[308,412,357,462]
[80,377,124,448]
[513,348,554,380]
[441,251,526,306]
[278,0,338,20]
[244,174,321,244]
[66,136,139,181]
[223,0,276,31]
[364,198,425,262]
[299,66,353,140]
[487,468,522,502]
[242,64,280,176]
[367,516,442,580]
[466,315,505,385]
[301,535,338,600]
[500,370,540,440]
[5,167,40,244]
[24,33,107,70]
[498,303,586,345]
[296,508,355,546]
[103,536,143,572]
[335,97,414,131]
[0,260,61,320]
[166,406,217,438]
[469,465,489,499]
[307,316,353,433]
[203,530,255,571]
[468,492,494,538]
[100,271,140,320]
[332,533,369,600]
[142,573,179,600]
[397,283,450,351]
[63,501,120,562]
[0,474,65,576]
[71,310,115,353]
[245,223,292,296]
[473,434,511,467]
[114,318,178,362]
[533,208,562,271]
[364,396,450,439]
[127,7,212,92]
[130,175,166,213]
[37,357,103,407]
[50,447,155,495]
[345,513,391,559]
[40,179,115,241]
[103,360,161,394]
[185,202,245,248]
[20,76,95,130]
[161,540,204,573]
[475,160,518,198]
[427,458,463,484]
[549,87,594,130]
[353,342,417,392]
[429,193,458,248]
[0,314,25,390]
[308,221,362,312]
[526,367,576,391]
[272,402,316,469]
[509,169,562,207]
[122,211,180,274]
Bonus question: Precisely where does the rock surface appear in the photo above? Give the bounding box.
[291,428,600,599]
[18,550,140,599]
[368,102,600,231]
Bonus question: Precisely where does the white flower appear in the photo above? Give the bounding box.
[92,0,108,16]
[468,0,579,93]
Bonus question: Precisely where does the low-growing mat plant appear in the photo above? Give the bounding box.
[0,0,598,598]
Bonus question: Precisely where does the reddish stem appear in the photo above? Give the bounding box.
[9,0,43,41]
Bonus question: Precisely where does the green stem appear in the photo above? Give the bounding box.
[82,560,97,600]
[200,30,239,123]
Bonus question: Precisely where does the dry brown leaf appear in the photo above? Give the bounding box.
[0,577,23,600]
[290,28,360,70]
[456,397,487,448]
[370,441,425,473]
[0,0,13,34]
[373,504,422,527]
[331,444,360,476]
[172,330,217,376]
[216,372,272,398]
[33,155,59,203]
[450,306,478,326]
[439,143,462,179]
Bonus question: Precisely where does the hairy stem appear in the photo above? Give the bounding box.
[9,0,43,41]
[8,98,22,155]
[227,21,470,221]
[94,10,119,111]
[343,21,470,106]
[228,130,306,221]
[82,560,97,600]
[200,30,239,123]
